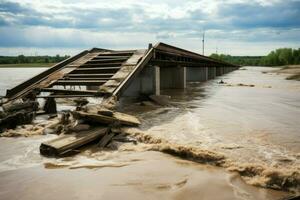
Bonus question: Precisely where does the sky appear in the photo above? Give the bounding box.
[0,0,299,56]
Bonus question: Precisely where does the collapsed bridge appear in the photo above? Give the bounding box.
[4,42,239,103]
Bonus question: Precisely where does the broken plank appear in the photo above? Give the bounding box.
[40,127,108,157]
[98,132,115,148]
[73,110,141,126]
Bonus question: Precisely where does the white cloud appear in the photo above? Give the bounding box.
[0,0,299,56]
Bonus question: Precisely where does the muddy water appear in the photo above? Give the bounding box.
[0,67,299,199]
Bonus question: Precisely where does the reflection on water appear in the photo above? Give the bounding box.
[0,67,299,199]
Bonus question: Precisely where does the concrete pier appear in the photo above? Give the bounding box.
[160,66,186,89]
[208,66,216,79]
[123,65,156,97]
[186,67,208,82]
[154,66,160,95]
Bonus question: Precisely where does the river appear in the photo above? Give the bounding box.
[0,66,299,200]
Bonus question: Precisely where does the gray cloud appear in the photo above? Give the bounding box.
[0,0,299,53]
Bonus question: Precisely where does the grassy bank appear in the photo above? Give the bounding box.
[0,63,56,68]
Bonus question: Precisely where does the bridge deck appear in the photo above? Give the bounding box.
[4,43,239,102]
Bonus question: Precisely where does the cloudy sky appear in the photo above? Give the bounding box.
[0,0,299,56]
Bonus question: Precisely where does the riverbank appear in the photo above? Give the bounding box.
[270,65,300,81]
[0,63,55,68]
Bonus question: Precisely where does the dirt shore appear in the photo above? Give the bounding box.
[272,65,300,81]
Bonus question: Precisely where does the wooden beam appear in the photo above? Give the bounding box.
[87,58,128,63]
[52,80,106,86]
[37,94,99,98]
[40,88,99,95]
[66,74,114,78]
[80,63,123,67]
[40,128,108,157]
[74,67,121,71]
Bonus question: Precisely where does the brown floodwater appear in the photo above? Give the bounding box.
[0,66,299,199]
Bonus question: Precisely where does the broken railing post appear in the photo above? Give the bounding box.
[43,97,57,114]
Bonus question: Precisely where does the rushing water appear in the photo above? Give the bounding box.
[0,66,299,199]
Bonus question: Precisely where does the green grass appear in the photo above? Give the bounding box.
[0,63,56,68]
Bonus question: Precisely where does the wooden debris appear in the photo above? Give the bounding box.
[72,110,141,126]
[97,108,113,116]
[40,127,108,157]
[98,132,115,148]
[68,124,90,132]
[0,100,39,132]
[74,98,89,107]
[43,98,57,114]
[2,100,38,113]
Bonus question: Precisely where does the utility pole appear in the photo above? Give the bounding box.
[202,31,205,55]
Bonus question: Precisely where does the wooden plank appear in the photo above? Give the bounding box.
[91,56,130,59]
[74,67,121,71]
[70,68,121,74]
[96,52,134,56]
[52,80,106,86]
[67,74,115,78]
[73,111,141,126]
[40,88,99,95]
[37,95,99,98]
[40,128,108,157]
[98,132,115,148]
[60,78,112,81]
[87,58,128,63]
[80,63,123,67]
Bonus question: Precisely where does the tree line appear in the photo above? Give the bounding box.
[210,48,300,66]
[0,55,70,64]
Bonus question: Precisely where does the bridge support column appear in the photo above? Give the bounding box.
[216,66,222,76]
[160,66,186,89]
[154,66,160,95]
[208,66,216,79]
[186,67,208,82]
